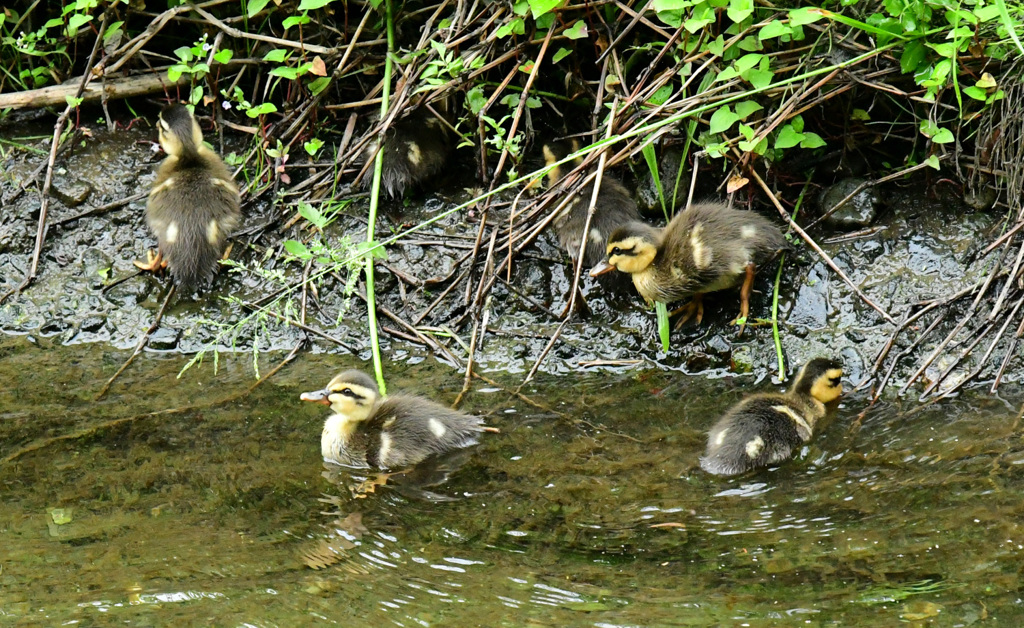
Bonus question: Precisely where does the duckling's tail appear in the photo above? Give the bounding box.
[166,221,224,293]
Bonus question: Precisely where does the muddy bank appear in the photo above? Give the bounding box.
[0,119,1000,392]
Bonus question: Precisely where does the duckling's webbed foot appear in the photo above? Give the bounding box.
[671,294,704,329]
[133,249,167,273]
[732,262,756,335]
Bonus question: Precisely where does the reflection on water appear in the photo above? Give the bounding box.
[2,335,1024,625]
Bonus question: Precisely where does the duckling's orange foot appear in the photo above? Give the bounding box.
[133,249,167,273]
[671,295,704,330]
[733,262,756,336]
[352,471,403,498]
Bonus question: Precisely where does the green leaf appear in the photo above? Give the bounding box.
[528,0,562,19]
[716,66,740,82]
[552,47,572,63]
[707,35,726,56]
[214,49,233,64]
[356,240,388,261]
[303,138,324,157]
[800,132,826,149]
[745,68,773,89]
[963,86,987,100]
[283,13,312,30]
[103,21,124,43]
[264,49,289,63]
[924,154,941,170]
[775,124,804,149]
[298,201,327,227]
[167,65,184,82]
[247,0,272,17]
[298,0,334,9]
[995,0,1024,56]
[495,18,525,38]
[932,128,954,143]
[738,136,767,154]
[66,13,93,37]
[565,19,588,39]
[758,20,792,39]
[65,95,83,108]
[726,0,753,23]
[900,40,927,73]
[789,7,822,26]
[656,301,670,351]
[648,84,673,106]
[174,46,193,63]
[308,76,331,95]
[246,103,278,118]
[709,106,740,134]
[734,100,762,119]
[974,5,1000,22]
[466,86,487,114]
[283,240,311,258]
[734,53,763,72]
[851,108,870,121]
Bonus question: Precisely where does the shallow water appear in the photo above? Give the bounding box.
[2,334,1023,626]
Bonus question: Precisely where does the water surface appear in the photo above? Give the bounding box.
[1,336,1021,626]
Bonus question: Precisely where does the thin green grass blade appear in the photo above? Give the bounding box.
[656,301,670,351]
[641,141,668,222]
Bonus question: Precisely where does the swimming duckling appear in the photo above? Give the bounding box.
[300,370,496,468]
[590,201,787,330]
[363,107,453,199]
[700,358,843,476]
[540,141,641,268]
[136,104,241,292]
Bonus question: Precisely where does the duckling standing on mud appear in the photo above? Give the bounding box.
[700,358,844,476]
[540,141,641,268]
[300,370,497,468]
[136,104,241,292]
[591,201,787,331]
[363,107,453,199]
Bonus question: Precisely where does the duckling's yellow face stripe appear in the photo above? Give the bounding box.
[809,368,844,403]
[325,380,377,421]
[606,236,657,274]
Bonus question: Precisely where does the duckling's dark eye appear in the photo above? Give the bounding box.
[829,377,842,387]
[611,247,622,255]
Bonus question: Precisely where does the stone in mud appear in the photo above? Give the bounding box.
[148,326,180,351]
[819,178,882,228]
[50,173,93,208]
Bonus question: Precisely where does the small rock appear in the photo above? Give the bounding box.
[964,182,997,211]
[148,326,180,351]
[820,178,881,228]
[80,316,106,333]
[50,177,93,207]
[105,279,152,306]
[80,247,113,279]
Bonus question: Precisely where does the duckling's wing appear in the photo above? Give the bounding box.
[371,396,484,468]
[147,161,240,291]
[701,395,805,475]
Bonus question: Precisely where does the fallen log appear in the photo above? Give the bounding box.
[0,72,185,110]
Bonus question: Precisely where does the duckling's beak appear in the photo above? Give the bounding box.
[300,389,332,405]
[590,260,615,277]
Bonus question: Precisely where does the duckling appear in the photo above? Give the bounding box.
[363,107,452,199]
[590,201,787,330]
[136,104,241,292]
[300,370,496,468]
[540,141,641,268]
[700,358,844,476]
